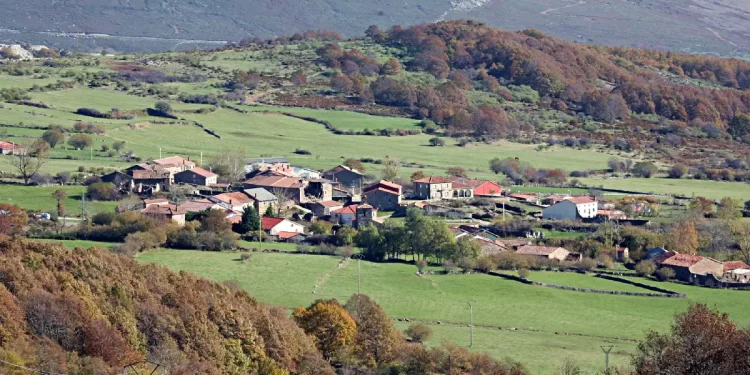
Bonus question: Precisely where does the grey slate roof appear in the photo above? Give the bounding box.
[243,188,277,202]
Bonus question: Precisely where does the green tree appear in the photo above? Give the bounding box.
[154,101,173,114]
[382,156,400,181]
[234,206,260,235]
[716,197,741,223]
[404,323,432,343]
[356,225,384,260]
[309,221,333,235]
[264,204,276,218]
[112,141,125,152]
[67,134,93,150]
[728,113,750,139]
[454,236,482,261]
[632,161,658,178]
[635,260,657,277]
[42,129,64,148]
[52,189,66,218]
[335,226,358,246]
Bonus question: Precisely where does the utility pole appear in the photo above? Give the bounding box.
[90,144,93,161]
[200,151,203,166]
[502,200,506,221]
[601,345,614,375]
[159,147,162,159]
[258,211,263,253]
[352,254,365,295]
[468,301,476,347]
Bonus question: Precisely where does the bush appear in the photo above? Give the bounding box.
[575,258,597,272]
[656,267,675,281]
[416,259,428,272]
[75,107,107,118]
[86,182,119,201]
[635,260,657,277]
[475,256,496,273]
[429,137,445,147]
[598,255,614,269]
[404,323,432,343]
[517,267,529,279]
[240,253,252,262]
[91,212,116,226]
[294,148,312,155]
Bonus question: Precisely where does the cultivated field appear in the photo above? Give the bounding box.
[136,248,750,373]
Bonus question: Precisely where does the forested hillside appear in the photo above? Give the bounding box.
[0,238,331,374]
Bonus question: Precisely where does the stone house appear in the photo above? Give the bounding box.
[209,191,256,212]
[310,200,345,217]
[153,155,196,173]
[659,253,724,283]
[141,204,186,226]
[515,245,571,261]
[101,171,134,192]
[542,197,598,221]
[243,175,332,204]
[131,170,172,193]
[243,188,279,214]
[363,180,402,211]
[174,167,218,186]
[331,204,377,228]
[323,165,364,192]
[413,176,454,200]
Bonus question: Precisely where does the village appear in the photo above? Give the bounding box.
[86,153,750,289]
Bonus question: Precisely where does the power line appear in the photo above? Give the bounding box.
[0,358,69,375]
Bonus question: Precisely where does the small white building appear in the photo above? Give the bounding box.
[262,217,305,236]
[542,197,598,220]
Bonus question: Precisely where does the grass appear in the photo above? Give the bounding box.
[237,240,300,252]
[539,228,586,239]
[0,184,119,215]
[577,177,750,201]
[137,249,750,373]
[244,105,422,131]
[524,271,653,293]
[37,239,117,249]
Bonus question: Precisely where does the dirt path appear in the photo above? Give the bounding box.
[541,0,586,15]
[312,257,350,295]
[705,27,738,48]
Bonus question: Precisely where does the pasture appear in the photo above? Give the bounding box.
[137,249,750,373]
[577,177,750,201]
[0,184,120,215]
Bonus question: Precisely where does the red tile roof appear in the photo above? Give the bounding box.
[516,245,565,256]
[325,164,363,176]
[414,176,452,184]
[142,204,186,216]
[723,261,750,272]
[278,231,304,239]
[185,167,217,178]
[178,200,218,213]
[364,187,400,195]
[510,193,537,200]
[364,180,402,194]
[262,217,285,230]
[660,253,705,268]
[332,205,358,215]
[566,196,596,205]
[154,156,196,167]
[0,141,19,148]
[212,192,255,206]
[243,175,305,188]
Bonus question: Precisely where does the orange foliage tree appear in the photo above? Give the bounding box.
[292,299,356,361]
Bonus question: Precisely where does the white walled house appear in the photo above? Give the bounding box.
[262,217,305,236]
[542,197,598,220]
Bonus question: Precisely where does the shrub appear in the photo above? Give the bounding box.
[86,182,119,201]
[635,260,657,277]
[575,258,597,272]
[475,256,496,273]
[598,255,614,269]
[457,257,476,272]
[429,137,445,147]
[68,134,93,150]
[656,267,675,281]
[75,107,107,118]
[91,212,116,226]
[240,253,252,262]
[294,148,312,155]
[416,259,428,272]
[517,267,530,279]
[404,323,432,343]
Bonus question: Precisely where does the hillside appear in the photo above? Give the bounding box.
[0,0,748,55]
[0,238,332,374]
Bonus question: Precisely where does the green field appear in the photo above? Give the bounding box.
[38,239,117,249]
[0,184,119,215]
[524,271,652,293]
[244,105,422,131]
[137,249,750,373]
[577,177,750,201]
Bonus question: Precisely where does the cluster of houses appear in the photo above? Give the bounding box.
[643,247,750,286]
[508,192,629,222]
[102,155,517,240]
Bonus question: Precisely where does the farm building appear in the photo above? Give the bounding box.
[243,175,332,204]
[414,176,455,200]
[141,204,187,226]
[174,167,218,186]
[243,188,278,214]
[0,141,23,155]
[178,199,223,213]
[616,247,630,261]
[516,245,571,261]
[659,253,724,283]
[153,155,196,172]
[509,193,538,203]
[131,170,171,194]
[323,165,364,191]
[363,180,402,211]
[210,192,256,212]
[542,197,598,221]
[261,217,305,236]
[310,200,345,217]
[101,171,134,192]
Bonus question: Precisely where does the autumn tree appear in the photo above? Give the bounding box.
[668,163,688,179]
[0,203,28,236]
[633,304,750,374]
[343,158,365,173]
[10,139,49,184]
[667,218,699,255]
[67,134,93,150]
[689,197,714,216]
[52,189,66,218]
[291,70,308,86]
[330,73,354,93]
[404,323,433,343]
[734,222,750,264]
[200,208,232,234]
[381,58,402,75]
[445,167,467,178]
[344,294,403,367]
[292,299,356,361]
[716,197,741,223]
[410,170,426,181]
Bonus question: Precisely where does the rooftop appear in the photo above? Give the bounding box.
[566,196,596,205]
[414,176,452,184]
[516,245,565,256]
[211,192,255,205]
[316,200,344,207]
[142,204,186,216]
[181,167,217,178]
[132,170,171,179]
[243,175,306,188]
[262,217,285,230]
[243,188,277,202]
[723,261,750,272]
[154,156,196,167]
[660,253,705,268]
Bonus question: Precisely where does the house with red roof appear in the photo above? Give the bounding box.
[659,253,723,283]
[209,191,255,212]
[153,155,196,172]
[261,217,305,236]
[542,196,598,221]
[451,178,503,197]
[0,141,23,155]
[331,204,377,227]
[174,167,218,186]
[724,261,750,283]
[363,180,402,211]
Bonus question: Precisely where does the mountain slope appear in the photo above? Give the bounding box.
[0,0,749,54]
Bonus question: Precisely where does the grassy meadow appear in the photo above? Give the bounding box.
[135,249,750,373]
